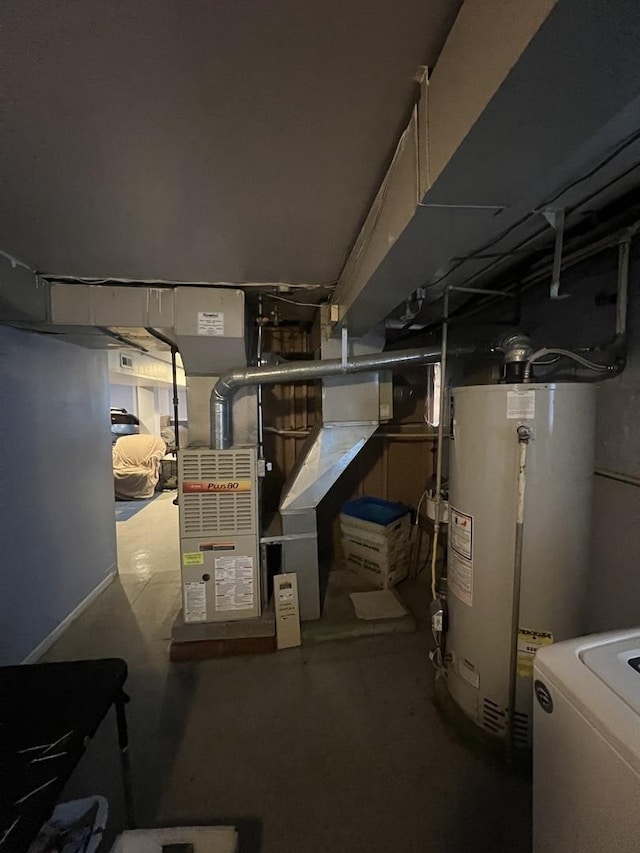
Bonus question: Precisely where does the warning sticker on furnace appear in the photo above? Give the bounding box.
[214,556,254,612]
[517,628,554,677]
[184,581,207,623]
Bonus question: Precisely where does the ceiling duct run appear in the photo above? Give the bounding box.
[332,0,640,335]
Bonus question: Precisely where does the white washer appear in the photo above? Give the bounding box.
[533,629,640,853]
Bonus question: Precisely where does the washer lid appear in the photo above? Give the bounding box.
[581,638,640,717]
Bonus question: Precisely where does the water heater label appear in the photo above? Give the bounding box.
[517,628,554,677]
[507,390,535,419]
[197,310,225,336]
[449,550,473,607]
[450,508,473,560]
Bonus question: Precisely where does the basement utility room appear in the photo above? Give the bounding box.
[2,1,640,851]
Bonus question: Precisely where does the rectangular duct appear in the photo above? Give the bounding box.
[278,331,389,620]
[174,288,257,448]
[173,287,246,376]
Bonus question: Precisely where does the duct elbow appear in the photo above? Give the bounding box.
[213,371,240,400]
[210,378,236,450]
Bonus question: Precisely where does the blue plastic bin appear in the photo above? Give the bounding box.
[340,496,409,527]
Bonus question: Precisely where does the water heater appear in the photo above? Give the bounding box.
[444,383,595,746]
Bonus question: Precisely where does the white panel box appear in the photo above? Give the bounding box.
[274,573,301,649]
[174,287,246,376]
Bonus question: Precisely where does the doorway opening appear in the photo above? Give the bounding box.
[109,348,188,592]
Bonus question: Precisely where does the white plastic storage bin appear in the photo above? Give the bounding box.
[343,542,410,588]
[340,497,411,589]
[340,518,410,555]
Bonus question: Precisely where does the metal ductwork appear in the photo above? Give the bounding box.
[277,420,381,621]
[210,342,462,620]
[210,345,447,450]
[332,1,640,337]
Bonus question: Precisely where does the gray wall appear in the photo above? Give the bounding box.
[513,247,640,633]
[0,326,117,663]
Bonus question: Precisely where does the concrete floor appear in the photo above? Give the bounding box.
[42,494,532,853]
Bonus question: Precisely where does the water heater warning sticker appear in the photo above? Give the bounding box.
[450,508,473,606]
[507,390,535,419]
[450,508,473,560]
[449,550,473,607]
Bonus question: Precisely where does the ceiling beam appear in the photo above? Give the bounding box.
[332,0,640,336]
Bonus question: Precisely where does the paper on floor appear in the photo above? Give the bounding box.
[349,589,408,620]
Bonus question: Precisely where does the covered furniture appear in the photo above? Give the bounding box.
[113,435,166,500]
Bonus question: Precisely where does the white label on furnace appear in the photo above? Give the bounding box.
[184,581,207,623]
[197,310,225,336]
[214,556,254,611]
[449,550,473,607]
[507,389,535,419]
[450,508,473,560]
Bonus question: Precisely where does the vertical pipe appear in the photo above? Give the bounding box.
[431,287,450,600]
[507,424,531,761]
[616,237,631,340]
[171,347,180,451]
[382,439,389,501]
[257,297,265,460]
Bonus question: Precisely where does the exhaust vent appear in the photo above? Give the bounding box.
[512,710,531,746]
[482,698,531,745]
[179,449,257,537]
[482,697,507,736]
[182,492,254,536]
[181,450,253,481]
